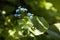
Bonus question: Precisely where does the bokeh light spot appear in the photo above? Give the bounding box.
[2,10,6,14]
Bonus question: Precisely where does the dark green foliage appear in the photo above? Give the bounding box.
[0,0,60,40]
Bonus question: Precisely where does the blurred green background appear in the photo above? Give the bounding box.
[0,0,60,40]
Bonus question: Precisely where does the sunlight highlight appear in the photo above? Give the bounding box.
[18,31,23,36]
[27,20,33,26]
[2,10,6,14]
[51,7,57,12]
[33,29,44,35]
[8,29,16,36]
[28,27,43,36]
[8,19,11,22]
[54,23,60,32]
[45,2,53,10]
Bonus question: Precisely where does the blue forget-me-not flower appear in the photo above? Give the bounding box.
[20,8,27,11]
[27,13,32,16]
[14,14,21,17]
[30,15,33,19]
[16,6,27,13]
[14,6,34,19]
[27,12,34,19]
[16,9,20,13]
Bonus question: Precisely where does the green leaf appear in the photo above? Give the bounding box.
[54,23,60,32]
[0,28,3,34]
[31,16,49,32]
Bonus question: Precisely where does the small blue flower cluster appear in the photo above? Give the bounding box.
[16,6,27,13]
[27,13,34,19]
[14,6,34,19]
[14,13,21,17]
